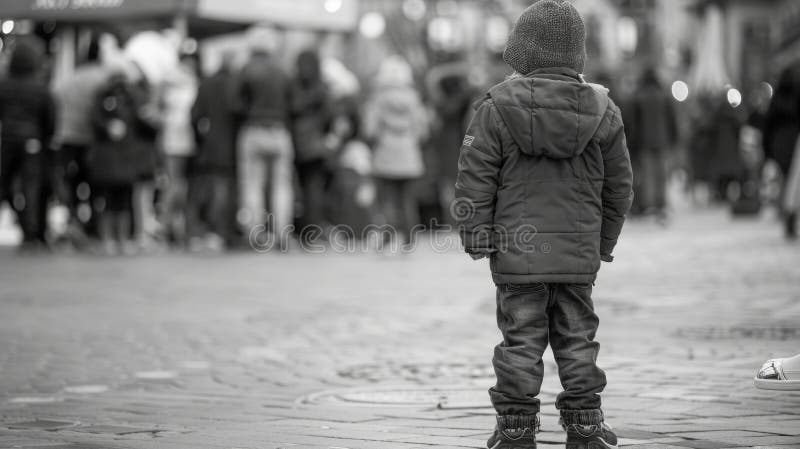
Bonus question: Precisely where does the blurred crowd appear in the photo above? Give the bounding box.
[0,29,479,254]
[613,63,800,240]
[1,27,800,256]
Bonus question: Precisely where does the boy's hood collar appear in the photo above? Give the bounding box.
[487,68,610,159]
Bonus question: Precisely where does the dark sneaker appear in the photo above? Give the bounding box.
[561,420,618,449]
[486,415,538,449]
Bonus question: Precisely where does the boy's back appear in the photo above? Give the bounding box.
[457,69,632,284]
[453,1,633,448]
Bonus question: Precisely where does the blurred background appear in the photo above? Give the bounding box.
[0,0,798,251]
[1,2,800,446]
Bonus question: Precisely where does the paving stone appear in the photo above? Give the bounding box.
[1,211,800,448]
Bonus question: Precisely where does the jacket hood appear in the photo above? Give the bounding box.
[488,70,610,159]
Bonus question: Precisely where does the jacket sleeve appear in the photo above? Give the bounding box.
[599,106,634,261]
[455,99,503,256]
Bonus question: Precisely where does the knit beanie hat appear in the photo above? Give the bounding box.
[503,0,587,75]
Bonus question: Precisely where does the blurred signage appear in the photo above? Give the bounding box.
[32,0,125,10]
[1,0,188,20]
[197,0,359,31]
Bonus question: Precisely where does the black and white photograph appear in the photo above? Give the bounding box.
[0,0,798,448]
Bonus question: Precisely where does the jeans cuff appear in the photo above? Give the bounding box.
[496,414,540,431]
[559,409,603,426]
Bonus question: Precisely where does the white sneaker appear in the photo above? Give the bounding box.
[755,355,800,390]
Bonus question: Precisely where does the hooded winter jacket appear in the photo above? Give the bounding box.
[0,37,54,145]
[455,68,633,285]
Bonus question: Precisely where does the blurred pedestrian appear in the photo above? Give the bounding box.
[187,52,239,250]
[455,1,632,447]
[160,53,199,247]
[0,37,55,252]
[783,135,800,239]
[236,28,293,247]
[123,31,177,251]
[87,71,158,255]
[763,65,800,239]
[426,62,476,223]
[731,83,772,216]
[363,56,427,247]
[322,58,374,237]
[52,41,109,246]
[630,67,677,219]
[289,49,333,239]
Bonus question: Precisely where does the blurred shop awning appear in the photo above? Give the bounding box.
[1,0,359,36]
[0,0,193,22]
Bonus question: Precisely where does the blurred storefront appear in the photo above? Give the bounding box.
[0,0,360,81]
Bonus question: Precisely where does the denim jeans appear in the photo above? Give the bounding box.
[490,282,606,416]
[237,125,294,235]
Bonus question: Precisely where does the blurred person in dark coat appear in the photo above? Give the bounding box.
[630,67,677,219]
[236,28,293,246]
[710,93,748,201]
[426,62,476,224]
[187,53,239,250]
[0,37,55,251]
[87,72,158,255]
[763,64,800,239]
[289,49,333,239]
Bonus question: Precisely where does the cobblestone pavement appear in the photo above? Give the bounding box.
[0,208,799,449]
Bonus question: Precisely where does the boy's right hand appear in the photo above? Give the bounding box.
[469,252,489,260]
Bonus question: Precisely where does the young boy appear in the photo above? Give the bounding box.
[455,1,633,448]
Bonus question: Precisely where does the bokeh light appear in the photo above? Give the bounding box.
[761,81,774,99]
[727,87,742,108]
[2,21,15,34]
[671,80,689,102]
[402,0,427,21]
[324,0,343,14]
[359,12,385,39]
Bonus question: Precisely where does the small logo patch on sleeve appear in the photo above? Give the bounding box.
[462,135,475,146]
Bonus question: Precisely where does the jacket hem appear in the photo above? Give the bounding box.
[492,272,597,285]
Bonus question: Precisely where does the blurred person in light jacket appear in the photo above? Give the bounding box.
[0,36,56,251]
[52,40,109,242]
[236,27,293,247]
[160,53,199,247]
[363,55,428,247]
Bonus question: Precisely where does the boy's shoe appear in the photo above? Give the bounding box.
[486,415,538,449]
[561,421,618,449]
[560,410,618,449]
